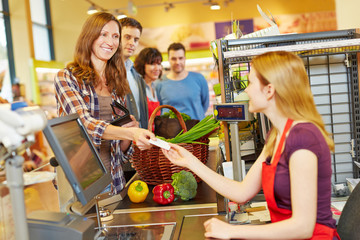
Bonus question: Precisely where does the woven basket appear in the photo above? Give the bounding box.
[130,105,209,185]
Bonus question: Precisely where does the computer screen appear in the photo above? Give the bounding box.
[43,113,111,207]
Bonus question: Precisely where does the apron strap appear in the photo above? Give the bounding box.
[272,119,294,165]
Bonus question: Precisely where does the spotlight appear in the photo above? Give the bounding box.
[164,2,174,12]
[210,3,220,10]
[87,5,98,15]
[116,13,127,19]
[114,10,127,19]
[203,1,220,10]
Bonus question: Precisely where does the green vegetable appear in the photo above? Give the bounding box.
[171,170,197,201]
[162,110,191,122]
[167,115,219,144]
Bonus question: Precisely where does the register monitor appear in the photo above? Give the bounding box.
[43,113,111,214]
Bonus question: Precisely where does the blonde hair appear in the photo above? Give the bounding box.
[251,51,334,155]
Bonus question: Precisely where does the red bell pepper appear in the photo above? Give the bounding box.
[152,183,175,205]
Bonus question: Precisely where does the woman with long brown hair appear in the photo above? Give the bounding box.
[163,51,339,239]
[55,12,155,194]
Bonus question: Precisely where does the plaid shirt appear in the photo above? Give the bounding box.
[54,68,134,194]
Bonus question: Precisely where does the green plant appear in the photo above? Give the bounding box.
[166,115,219,144]
[162,110,191,122]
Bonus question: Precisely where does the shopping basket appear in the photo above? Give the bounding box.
[130,105,209,185]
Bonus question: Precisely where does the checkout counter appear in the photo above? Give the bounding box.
[92,147,224,240]
[90,147,268,240]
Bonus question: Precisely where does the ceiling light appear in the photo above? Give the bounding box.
[164,3,174,12]
[114,10,127,19]
[87,5,98,15]
[117,13,127,19]
[210,3,220,10]
[128,0,138,16]
[223,0,234,7]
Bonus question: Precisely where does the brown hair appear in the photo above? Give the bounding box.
[134,48,163,78]
[119,17,143,34]
[167,42,185,55]
[66,12,129,96]
[251,51,334,155]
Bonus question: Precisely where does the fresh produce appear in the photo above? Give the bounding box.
[152,183,175,205]
[171,170,197,201]
[127,180,149,203]
[167,115,219,144]
[162,110,191,122]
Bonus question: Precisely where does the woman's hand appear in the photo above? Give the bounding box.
[131,128,155,151]
[204,217,233,240]
[161,143,198,168]
[122,115,139,128]
[103,116,155,150]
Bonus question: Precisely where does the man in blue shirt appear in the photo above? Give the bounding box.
[156,43,209,120]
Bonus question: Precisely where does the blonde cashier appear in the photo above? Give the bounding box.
[54,12,155,195]
[163,51,340,239]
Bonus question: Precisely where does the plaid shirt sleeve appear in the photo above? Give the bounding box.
[54,68,109,146]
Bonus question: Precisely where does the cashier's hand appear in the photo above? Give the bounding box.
[161,143,198,168]
[204,218,233,239]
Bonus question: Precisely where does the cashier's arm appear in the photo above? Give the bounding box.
[163,144,267,204]
[203,149,318,240]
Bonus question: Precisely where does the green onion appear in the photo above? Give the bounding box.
[166,115,219,144]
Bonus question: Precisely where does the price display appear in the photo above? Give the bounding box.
[213,103,253,122]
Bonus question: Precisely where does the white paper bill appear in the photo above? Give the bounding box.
[149,138,170,150]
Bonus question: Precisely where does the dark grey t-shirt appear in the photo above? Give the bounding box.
[265,122,336,228]
[98,95,112,172]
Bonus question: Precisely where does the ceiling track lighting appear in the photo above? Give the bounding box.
[85,0,226,17]
[210,3,221,10]
[87,5,98,15]
[223,0,234,7]
[203,0,221,10]
[113,9,127,19]
[164,2,175,12]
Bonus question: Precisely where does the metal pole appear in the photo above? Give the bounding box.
[229,122,244,181]
[6,155,29,240]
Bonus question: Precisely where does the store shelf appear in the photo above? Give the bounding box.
[30,58,65,119]
[217,29,360,184]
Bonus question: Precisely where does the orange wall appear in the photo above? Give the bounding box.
[129,0,336,28]
[50,0,335,63]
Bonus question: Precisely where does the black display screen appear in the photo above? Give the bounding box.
[52,120,104,190]
[215,105,246,121]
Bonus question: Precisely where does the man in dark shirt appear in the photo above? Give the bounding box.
[119,17,148,129]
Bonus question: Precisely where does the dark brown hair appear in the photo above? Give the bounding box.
[66,12,129,96]
[119,17,142,34]
[134,48,163,78]
[167,42,185,55]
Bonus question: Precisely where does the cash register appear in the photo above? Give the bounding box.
[31,113,114,239]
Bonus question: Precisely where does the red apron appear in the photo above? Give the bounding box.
[147,97,160,132]
[261,119,340,240]
[147,97,160,120]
